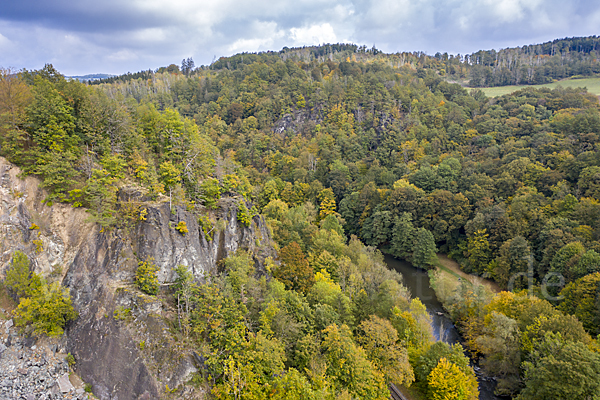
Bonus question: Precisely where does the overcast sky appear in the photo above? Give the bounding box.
[1,0,599,76]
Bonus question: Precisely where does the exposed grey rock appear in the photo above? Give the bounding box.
[57,374,73,393]
[0,156,273,400]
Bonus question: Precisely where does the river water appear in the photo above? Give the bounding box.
[384,254,500,400]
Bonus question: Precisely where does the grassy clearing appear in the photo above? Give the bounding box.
[478,76,600,98]
[436,254,500,293]
[429,254,499,312]
[436,262,463,280]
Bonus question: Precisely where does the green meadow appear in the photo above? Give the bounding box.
[477,76,600,97]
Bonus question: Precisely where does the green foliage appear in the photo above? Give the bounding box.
[357,315,414,386]
[8,53,600,400]
[136,259,159,295]
[320,214,345,237]
[475,312,521,396]
[317,188,336,221]
[275,242,314,294]
[4,250,77,337]
[559,272,600,335]
[0,69,32,163]
[550,241,586,280]
[14,280,78,337]
[390,299,434,349]
[222,250,254,298]
[5,251,35,298]
[517,333,600,400]
[321,323,389,399]
[390,212,416,260]
[198,215,214,240]
[158,160,181,192]
[66,353,75,367]
[493,236,531,289]
[427,357,479,400]
[466,229,491,275]
[412,342,473,387]
[200,178,221,209]
[20,77,81,200]
[412,228,438,270]
[113,306,132,321]
[84,168,119,227]
[236,201,254,227]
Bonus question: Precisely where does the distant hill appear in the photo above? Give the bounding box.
[463,36,600,87]
[91,36,600,88]
[68,73,114,82]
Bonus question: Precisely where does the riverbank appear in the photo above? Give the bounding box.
[436,254,500,294]
[383,254,500,400]
[428,254,499,320]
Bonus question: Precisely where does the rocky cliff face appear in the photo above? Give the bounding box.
[0,157,275,400]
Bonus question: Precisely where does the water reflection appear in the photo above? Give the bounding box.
[384,254,460,343]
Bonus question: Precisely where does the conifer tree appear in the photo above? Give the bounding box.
[412,228,437,270]
[391,213,416,260]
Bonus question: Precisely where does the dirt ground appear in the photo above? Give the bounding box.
[0,285,17,319]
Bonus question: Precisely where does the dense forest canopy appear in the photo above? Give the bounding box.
[2,37,600,399]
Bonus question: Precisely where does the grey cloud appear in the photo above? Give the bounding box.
[0,0,599,75]
[2,0,173,32]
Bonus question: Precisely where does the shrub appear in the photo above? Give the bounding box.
[15,281,78,337]
[5,251,35,298]
[66,353,75,367]
[200,178,221,209]
[113,306,132,321]
[237,201,255,227]
[5,251,77,337]
[136,259,159,295]
[198,215,214,240]
[175,221,188,235]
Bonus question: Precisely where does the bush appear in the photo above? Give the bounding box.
[237,201,255,227]
[175,221,188,235]
[15,281,78,337]
[5,251,36,298]
[113,306,132,321]
[66,353,75,367]
[198,215,214,240]
[5,251,77,337]
[201,178,221,209]
[136,259,159,295]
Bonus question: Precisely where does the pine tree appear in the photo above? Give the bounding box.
[412,228,437,270]
[391,213,416,260]
[467,229,491,275]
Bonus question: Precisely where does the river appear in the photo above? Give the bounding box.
[384,254,500,400]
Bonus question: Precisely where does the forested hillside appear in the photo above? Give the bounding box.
[466,36,600,86]
[97,36,600,88]
[2,40,600,398]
